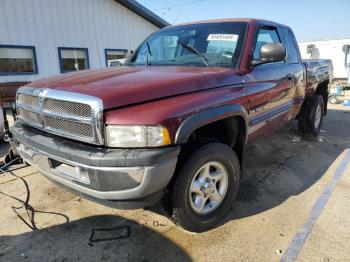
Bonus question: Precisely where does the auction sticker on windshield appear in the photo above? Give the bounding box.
[207,34,239,42]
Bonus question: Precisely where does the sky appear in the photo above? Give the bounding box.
[136,0,350,42]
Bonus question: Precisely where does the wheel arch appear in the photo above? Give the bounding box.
[174,104,248,166]
[175,104,248,144]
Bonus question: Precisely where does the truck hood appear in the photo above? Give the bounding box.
[29,66,242,109]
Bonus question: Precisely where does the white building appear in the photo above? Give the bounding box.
[0,0,169,104]
[299,39,350,82]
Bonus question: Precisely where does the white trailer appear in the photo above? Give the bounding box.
[299,39,350,83]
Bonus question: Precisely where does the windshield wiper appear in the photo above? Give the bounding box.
[146,41,152,66]
[177,41,210,67]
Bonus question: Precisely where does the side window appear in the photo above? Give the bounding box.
[279,28,299,64]
[253,28,280,60]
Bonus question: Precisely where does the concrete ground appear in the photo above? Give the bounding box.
[1,103,350,262]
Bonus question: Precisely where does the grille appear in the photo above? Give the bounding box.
[18,108,42,126]
[44,117,94,138]
[43,99,92,118]
[16,88,103,145]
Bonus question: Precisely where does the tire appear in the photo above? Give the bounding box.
[329,96,338,104]
[171,142,240,232]
[298,95,324,137]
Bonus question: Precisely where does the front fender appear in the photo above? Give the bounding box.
[175,104,248,144]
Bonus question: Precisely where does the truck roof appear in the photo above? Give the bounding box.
[169,18,290,29]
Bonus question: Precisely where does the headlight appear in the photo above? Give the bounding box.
[105,125,171,148]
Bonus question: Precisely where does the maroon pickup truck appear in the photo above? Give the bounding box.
[11,18,332,232]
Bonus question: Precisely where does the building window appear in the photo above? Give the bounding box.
[105,49,128,67]
[58,47,89,73]
[0,45,38,75]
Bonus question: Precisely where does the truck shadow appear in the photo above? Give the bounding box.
[0,215,191,261]
[0,165,191,261]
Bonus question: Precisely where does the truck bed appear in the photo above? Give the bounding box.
[303,59,333,88]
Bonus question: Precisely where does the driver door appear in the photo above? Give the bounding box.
[244,26,293,142]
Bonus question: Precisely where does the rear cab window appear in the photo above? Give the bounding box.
[278,27,300,64]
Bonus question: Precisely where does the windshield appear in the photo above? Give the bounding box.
[127,22,247,68]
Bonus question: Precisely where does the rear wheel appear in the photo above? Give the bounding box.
[171,142,240,232]
[298,95,324,137]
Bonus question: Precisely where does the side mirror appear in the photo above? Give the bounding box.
[252,43,286,66]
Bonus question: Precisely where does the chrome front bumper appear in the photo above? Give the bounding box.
[16,142,177,202]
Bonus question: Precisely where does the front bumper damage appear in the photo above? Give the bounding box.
[11,121,180,209]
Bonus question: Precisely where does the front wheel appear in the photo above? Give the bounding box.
[171,142,240,232]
